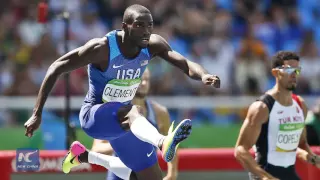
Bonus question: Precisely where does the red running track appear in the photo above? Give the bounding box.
[0,148,319,180]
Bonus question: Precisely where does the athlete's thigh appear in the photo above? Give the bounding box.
[109,131,158,172]
[81,102,128,140]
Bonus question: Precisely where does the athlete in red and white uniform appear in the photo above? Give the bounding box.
[235,51,320,180]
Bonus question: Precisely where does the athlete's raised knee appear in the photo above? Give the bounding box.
[117,105,143,130]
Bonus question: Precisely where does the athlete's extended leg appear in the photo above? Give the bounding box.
[65,102,190,180]
[63,102,163,180]
[62,139,162,180]
[62,141,133,179]
[117,105,165,148]
[118,105,192,162]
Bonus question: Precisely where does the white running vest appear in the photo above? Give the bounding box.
[255,95,305,167]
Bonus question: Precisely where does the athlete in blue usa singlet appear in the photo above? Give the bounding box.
[24,4,219,180]
[79,30,159,172]
[80,29,150,137]
[91,69,178,180]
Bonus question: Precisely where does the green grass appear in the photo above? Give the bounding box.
[180,124,241,148]
[0,124,242,150]
[0,127,43,149]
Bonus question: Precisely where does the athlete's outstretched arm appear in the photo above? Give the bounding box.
[296,96,320,167]
[234,101,279,180]
[148,34,220,88]
[24,38,108,137]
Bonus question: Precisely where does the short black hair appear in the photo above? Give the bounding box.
[271,51,300,68]
[123,4,151,24]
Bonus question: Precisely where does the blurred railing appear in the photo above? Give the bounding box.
[0,95,318,109]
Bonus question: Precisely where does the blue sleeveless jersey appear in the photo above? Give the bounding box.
[83,30,151,107]
[79,31,157,173]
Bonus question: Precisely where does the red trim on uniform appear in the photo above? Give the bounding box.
[292,93,302,108]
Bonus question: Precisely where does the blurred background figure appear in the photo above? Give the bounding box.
[306,100,320,146]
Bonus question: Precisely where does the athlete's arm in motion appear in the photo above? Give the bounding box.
[234,102,279,180]
[296,96,320,168]
[148,34,220,88]
[153,102,178,180]
[24,38,109,137]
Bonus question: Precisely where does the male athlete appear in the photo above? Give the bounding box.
[234,51,320,180]
[24,4,220,180]
[92,68,178,180]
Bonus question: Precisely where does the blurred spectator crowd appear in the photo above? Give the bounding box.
[1,0,320,126]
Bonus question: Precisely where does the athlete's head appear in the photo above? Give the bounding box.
[271,51,301,91]
[135,68,150,98]
[122,4,153,48]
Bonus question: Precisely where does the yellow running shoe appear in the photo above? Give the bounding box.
[161,119,192,162]
[62,141,86,173]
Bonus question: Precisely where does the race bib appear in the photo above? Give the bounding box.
[102,79,141,103]
[276,123,304,152]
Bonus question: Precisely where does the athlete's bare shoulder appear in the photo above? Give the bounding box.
[49,37,109,74]
[85,37,107,46]
[148,34,171,57]
[148,34,166,43]
[246,101,269,125]
[78,37,109,57]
